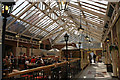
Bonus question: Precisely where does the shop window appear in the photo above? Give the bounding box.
[45,45,50,50]
[40,43,44,49]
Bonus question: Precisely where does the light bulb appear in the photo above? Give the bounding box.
[5,6,9,10]
[107,40,109,42]
[39,41,42,44]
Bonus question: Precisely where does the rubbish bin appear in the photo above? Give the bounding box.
[106,64,113,72]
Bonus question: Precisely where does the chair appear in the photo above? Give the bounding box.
[21,73,33,80]
[19,64,25,70]
[51,66,61,79]
[34,70,48,80]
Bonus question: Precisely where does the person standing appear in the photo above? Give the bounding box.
[93,54,96,63]
[89,53,92,63]
[9,52,14,71]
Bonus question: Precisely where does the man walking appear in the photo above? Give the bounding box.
[93,54,96,63]
[89,53,92,63]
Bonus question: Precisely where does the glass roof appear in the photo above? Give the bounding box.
[5,0,110,46]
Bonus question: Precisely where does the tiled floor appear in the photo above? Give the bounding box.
[76,62,118,80]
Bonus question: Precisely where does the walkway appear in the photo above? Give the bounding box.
[76,62,118,80]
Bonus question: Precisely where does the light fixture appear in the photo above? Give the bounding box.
[58,0,69,11]
[78,25,84,32]
[88,40,91,43]
[64,33,69,78]
[2,1,15,58]
[78,10,84,32]
[2,2,15,17]
[64,33,69,42]
[78,42,81,48]
[85,36,89,40]
[39,40,42,44]
[106,38,109,42]
[16,34,20,38]
[85,25,90,41]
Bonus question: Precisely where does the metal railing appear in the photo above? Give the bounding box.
[3,58,81,80]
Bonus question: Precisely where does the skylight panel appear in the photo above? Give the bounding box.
[37,16,49,25]
[57,20,64,26]
[12,0,26,12]
[46,23,58,31]
[23,10,37,20]
[12,1,30,16]
[31,28,39,34]
[70,2,78,5]
[50,1,57,8]
[41,20,53,28]
[40,19,51,27]
[40,18,51,25]
[68,5,80,14]
[40,31,48,36]
[80,0,107,9]
[24,24,29,28]
[84,12,100,19]
[51,33,60,40]
[82,6,105,15]
[29,27,37,33]
[80,2,106,14]
[34,29,41,35]
[54,27,63,33]
[31,14,46,25]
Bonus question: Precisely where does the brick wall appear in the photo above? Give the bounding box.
[4,39,51,56]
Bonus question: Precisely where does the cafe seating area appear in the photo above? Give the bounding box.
[3,58,81,80]
[1,0,120,80]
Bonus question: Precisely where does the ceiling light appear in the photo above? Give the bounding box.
[39,41,42,44]
[78,10,84,32]
[89,40,91,43]
[85,36,89,40]
[78,25,84,32]
[58,0,68,11]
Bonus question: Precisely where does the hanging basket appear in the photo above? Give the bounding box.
[103,50,107,52]
[109,45,118,52]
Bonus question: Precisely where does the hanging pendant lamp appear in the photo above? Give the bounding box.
[58,0,68,11]
[78,10,84,32]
